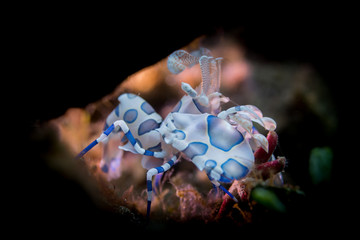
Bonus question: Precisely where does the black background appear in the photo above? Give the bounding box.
[10,4,350,236]
[17,7,346,125]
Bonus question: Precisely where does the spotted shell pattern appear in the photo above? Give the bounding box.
[104,93,163,150]
[163,112,254,183]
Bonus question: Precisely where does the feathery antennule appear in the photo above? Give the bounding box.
[215,57,223,92]
[167,50,199,74]
[199,47,213,57]
[199,55,213,96]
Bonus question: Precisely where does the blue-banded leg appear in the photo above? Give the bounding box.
[208,177,238,203]
[76,120,167,159]
[146,155,177,219]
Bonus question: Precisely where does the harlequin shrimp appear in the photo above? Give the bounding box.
[76,48,277,218]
